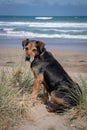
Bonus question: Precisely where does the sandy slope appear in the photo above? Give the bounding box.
[19,103,71,130]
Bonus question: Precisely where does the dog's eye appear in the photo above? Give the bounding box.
[32,49,37,52]
[25,47,28,50]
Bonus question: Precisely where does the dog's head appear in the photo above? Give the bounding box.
[22,39,45,62]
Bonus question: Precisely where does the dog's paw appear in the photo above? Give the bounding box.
[46,101,57,112]
[46,101,64,113]
[30,95,37,106]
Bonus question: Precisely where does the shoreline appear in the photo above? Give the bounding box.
[0,38,87,50]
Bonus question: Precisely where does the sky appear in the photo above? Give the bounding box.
[0,0,87,16]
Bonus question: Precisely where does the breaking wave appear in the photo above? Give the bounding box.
[35,17,53,20]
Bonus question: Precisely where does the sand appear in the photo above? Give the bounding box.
[0,46,87,79]
[0,46,87,130]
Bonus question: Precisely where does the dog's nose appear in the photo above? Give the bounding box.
[25,56,30,61]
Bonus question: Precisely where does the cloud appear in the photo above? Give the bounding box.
[0,0,87,6]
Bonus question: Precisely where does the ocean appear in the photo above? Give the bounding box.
[0,16,87,50]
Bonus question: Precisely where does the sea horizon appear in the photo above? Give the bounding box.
[0,15,87,50]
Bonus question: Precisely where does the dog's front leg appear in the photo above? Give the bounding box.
[31,74,43,103]
[43,87,49,104]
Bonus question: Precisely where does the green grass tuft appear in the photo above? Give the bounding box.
[77,76,87,112]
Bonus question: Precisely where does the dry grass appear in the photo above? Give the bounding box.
[0,62,34,130]
[78,76,87,112]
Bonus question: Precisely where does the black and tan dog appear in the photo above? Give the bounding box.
[22,39,82,112]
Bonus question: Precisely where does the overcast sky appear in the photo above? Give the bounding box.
[0,0,87,16]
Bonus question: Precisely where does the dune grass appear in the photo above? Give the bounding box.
[0,62,34,130]
[66,76,87,130]
[77,76,87,113]
[68,76,87,115]
[11,63,34,94]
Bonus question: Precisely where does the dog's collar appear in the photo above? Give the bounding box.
[40,51,45,57]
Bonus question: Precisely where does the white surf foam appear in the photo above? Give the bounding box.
[0,30,87,39]
[35,17,53,20]
[0,21,87,28]
[3,28,14,31]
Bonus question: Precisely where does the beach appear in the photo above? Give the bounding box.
[0,46,87,79]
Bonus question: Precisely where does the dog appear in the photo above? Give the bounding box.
[22,39,82,112]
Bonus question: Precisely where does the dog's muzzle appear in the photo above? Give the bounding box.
[25,56,30,61]
[25,56,34,63]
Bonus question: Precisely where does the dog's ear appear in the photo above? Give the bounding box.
[22,39,30,49]
[36,41,45,52]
